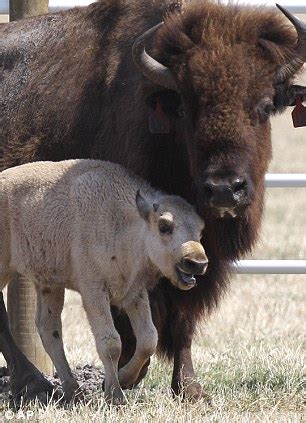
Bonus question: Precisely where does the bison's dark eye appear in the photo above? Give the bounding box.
[263,102,276,117]
[158,220,174,235]
[256,98,276,122]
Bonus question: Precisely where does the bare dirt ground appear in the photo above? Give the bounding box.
[0,29,305,423]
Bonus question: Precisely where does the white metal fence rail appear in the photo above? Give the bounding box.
[1,1,306,14]
[235,173,306,274]
[234,260,306,274]
[265,173,306,187]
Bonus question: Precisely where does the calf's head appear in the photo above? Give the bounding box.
[133,3,306,220]
[136,190,208,290]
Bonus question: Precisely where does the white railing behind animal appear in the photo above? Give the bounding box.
[234,174,306,274]
[1,1,306,14]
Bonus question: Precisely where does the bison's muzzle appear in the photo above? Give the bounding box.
[199,173,253,219]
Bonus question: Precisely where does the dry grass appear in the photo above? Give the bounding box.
[0,59,305,423]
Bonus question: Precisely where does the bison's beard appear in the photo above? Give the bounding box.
[198,197,264,262]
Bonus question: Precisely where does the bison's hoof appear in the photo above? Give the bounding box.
[172,380,212,404]
[11,372,55,404]
[184,381,212,403]
[62,379,80,402]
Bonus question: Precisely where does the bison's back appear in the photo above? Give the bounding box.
[1,7,101,162]
[0,0,168,171]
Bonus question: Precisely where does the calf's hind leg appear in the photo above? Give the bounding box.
[80,282,124,405]
[118,290,158,388]
[35,286,79,401]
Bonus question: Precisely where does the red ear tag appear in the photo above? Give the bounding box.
[149,98,171,134]
[292,97,306,128]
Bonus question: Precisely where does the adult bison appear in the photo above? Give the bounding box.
[0,0,306,402]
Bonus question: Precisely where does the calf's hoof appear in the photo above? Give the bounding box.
[105,386,125,406]
[118,368,138,389]
[172,380,212,404]
[114,358,150,390]
[126,358,150,389]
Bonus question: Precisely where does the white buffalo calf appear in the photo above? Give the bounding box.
[0,159,208,404]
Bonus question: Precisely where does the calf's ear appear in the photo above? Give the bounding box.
[136,190,151,221]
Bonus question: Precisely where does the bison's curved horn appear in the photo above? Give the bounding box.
[132,22,178,92]
[276,4,306,61]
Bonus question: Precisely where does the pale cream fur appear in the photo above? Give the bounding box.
[0,159,207,404]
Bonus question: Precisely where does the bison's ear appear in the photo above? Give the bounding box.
[136,190,151,221]
[154,17,195,68]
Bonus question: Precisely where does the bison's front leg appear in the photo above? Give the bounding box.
[0,292,54,403]
[171,343,210,402]
[164,289,211,403]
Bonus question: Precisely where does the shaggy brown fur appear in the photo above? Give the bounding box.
[0,0,303,400]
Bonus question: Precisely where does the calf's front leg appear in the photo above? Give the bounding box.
[118,290,158,388]
[80,282,124,405]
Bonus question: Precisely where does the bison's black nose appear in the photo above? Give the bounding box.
[203,176,249,208]
[180,257,208,276]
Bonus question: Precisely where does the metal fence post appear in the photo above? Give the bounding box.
[9,0,49,20]
[7,0,53,376]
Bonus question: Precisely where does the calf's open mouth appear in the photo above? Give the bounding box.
[176,266,196,287]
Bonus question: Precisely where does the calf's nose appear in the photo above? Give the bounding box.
[180,256,208,275]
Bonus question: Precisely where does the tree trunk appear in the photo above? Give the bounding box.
[7,0,53,375]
